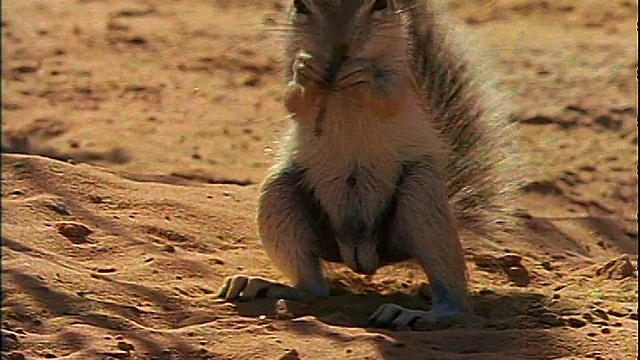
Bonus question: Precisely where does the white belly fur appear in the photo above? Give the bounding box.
[288,93,443,231]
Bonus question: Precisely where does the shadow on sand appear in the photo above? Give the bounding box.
[226,280,577,359]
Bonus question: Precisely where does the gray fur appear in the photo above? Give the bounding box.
[402,0,521,239]
[218,0,520,328]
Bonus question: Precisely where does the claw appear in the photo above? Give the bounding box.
[368,303,425,329]
[236,277,275,299]
[217,275,265,301]
[216,275,314,302]
[293,51,329,87]
[226,275,249,300]
[368,301,477,331]
[216,275,250,301]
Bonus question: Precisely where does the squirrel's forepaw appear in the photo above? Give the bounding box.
[284,80,324,120]
[292,50,327,88]
[217,275,284,301]
[216,275,312,302]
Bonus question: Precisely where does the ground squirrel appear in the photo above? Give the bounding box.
[217,0,520,329]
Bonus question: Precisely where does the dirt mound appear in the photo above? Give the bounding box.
[2,0,637,359]
[1,153,636,359]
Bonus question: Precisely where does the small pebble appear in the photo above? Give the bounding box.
[279,349,300,360]
[56,221,93,243]
[566,316,587,328]
[1,330,20,351]
[6,352,26,360]
[607,308,628,317]
[275,299,292,320]
[478,288,496,296]
[47,202,71,215]
[117,341,134,352]
[540,261,554,270]
[591,308,609,321]
[539,312,564,326]
[499,253,523,267]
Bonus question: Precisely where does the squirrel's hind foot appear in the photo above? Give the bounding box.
[216,275,328,302]
[368,302,480,331]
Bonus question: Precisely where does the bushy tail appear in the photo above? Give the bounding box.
[405,0,522,240]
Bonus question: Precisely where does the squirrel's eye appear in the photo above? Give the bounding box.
[293,0,310,15]
[372,0,388,11]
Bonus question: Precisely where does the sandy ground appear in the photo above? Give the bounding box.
[1,0,638,359]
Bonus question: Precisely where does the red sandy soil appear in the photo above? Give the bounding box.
[2,1,638,359]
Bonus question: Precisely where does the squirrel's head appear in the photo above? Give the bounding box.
[283,0,413,85]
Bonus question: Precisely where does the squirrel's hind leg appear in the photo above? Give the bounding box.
[217,165,331,302]
[368,160,473,329]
